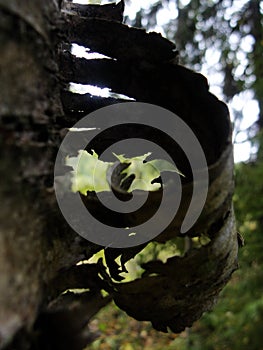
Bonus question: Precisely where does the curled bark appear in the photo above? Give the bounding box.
[0,0,238,348]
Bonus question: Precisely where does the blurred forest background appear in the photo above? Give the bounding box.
[83,0,263,348]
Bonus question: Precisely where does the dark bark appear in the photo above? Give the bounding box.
[0,0,238,348]
[67,17,177,63]
[0,2,103,348]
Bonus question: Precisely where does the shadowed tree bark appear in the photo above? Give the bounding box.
[0,1,239,349]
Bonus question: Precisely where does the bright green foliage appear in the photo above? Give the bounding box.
[66,150,183,195]
[114,152,184,192]
[66,150,111,193]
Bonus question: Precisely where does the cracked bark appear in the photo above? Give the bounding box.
[0,0,238,349]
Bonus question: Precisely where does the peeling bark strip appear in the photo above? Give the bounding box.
[0,0,238,348]
[62,0,125,22]
[67,17,178,63]
[113,210,238,333]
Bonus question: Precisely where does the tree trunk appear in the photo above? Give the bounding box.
[0,1,238,349]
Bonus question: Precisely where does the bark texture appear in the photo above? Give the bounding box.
[0,1,238,349]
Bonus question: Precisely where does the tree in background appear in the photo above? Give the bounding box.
[126,0,263,159]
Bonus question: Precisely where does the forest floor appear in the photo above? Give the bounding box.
[88,301,189,350]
